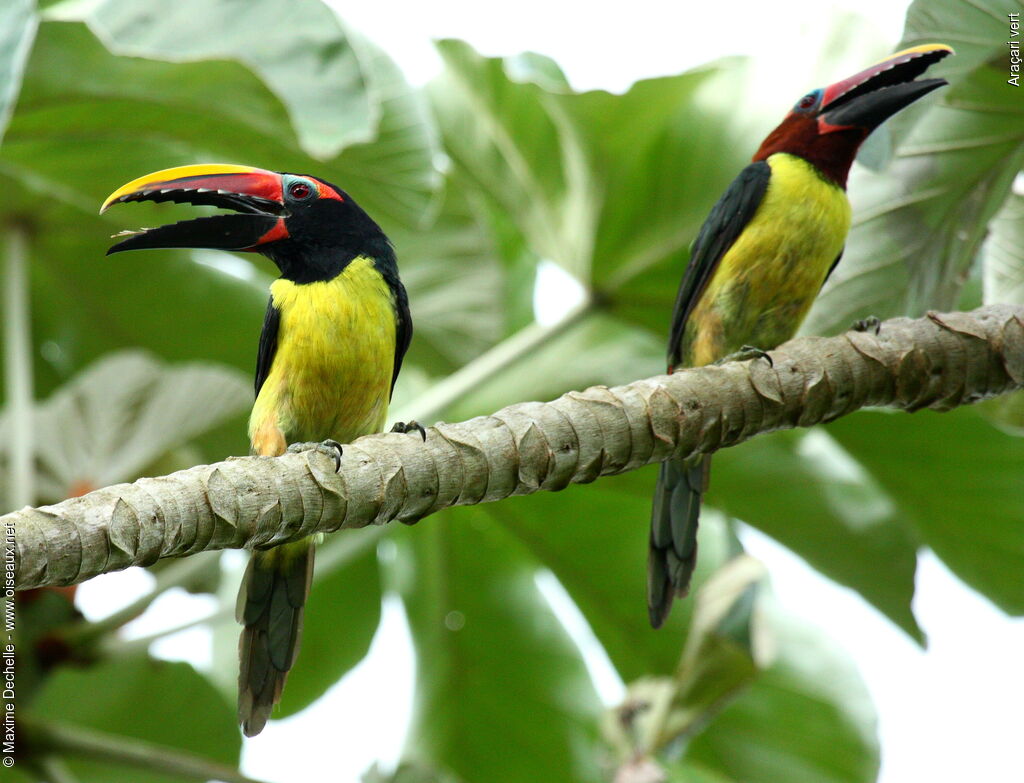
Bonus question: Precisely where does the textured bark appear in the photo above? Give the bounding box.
[9,304,1024,590]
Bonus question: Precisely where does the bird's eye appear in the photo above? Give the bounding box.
[793,90,822,113]
[287,181,315,200]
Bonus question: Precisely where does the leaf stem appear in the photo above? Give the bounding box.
[4,223,34,509]
[25,717,268,783]
[104,527,385,656]
[395,299,591,424]
[101,605,234,658]
[59,552,222,646]
[34,755,81,783]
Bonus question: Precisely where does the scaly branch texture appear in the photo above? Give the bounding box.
[10,304,1024,590]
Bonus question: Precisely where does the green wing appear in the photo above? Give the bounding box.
[666,161,771,368]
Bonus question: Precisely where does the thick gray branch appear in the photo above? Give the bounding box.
[10,304,1023,590]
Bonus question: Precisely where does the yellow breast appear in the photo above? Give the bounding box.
[249,256,398,452]
[686,153,851,367]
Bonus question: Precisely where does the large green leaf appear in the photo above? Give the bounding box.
[555,63,757,334]
[9,6,437,226]
[29,655,240,783]
[602,556,768,771]
[429,40,760,338]
[804,0,1024,335]
[446,311,663,422]
[71,0,376,160]
[475,471,722,682]
[430,41,595,281]
[1,350,250,504]
[394,511,604,783]
[388,183,508,371]
[48,0,445,222]
[712,431,922,639]
[687,608,878,783]
[903,0,1021,73]
[980,191,1024,430]
[12,585,82,705]
[0,0,36,142]
[663,762,738,783]
[984,191,1024,306]
[826,407,1024,614]
[473,473,882,783]
[3,18,294,204]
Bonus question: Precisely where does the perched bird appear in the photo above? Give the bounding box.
[102,164,415,735]
[649,44,953,628]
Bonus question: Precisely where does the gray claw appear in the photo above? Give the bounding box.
[391,420,426,442]
[715,345,773,368]
[287,439,344,472]
[851,316,881,335]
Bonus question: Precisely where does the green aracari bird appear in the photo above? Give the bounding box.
[649,44,952,628]
[103,164,416,735]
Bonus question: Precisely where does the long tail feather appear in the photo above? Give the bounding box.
[236,537,315,736]
[647,456,709,628]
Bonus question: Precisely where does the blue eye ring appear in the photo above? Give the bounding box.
[285,177,317,201]
[793,89,823,113]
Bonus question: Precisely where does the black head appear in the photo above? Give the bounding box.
[102,164,392,283]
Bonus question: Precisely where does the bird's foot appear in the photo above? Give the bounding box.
[850,316,881,335]
[391,420,426,441]
[287,439,344,472]
[714,345,773,368]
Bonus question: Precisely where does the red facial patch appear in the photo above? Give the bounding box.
[313,179,344,202]
[248,217,289,248]
[817,116,854,134]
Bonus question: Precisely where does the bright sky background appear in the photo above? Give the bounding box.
[76,2,1024,782]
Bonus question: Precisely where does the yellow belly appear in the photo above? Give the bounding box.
[248,256,397,454]
[685,153,851,367]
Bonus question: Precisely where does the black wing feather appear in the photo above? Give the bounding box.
[390,280,412,398]
[667,161,771,367]
[254,297,280,398]
[823,249,844,288]
[365,238,412,399]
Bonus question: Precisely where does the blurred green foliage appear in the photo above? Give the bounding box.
[1,0,1021,781]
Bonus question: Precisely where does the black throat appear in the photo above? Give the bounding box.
[264,234,398,285]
